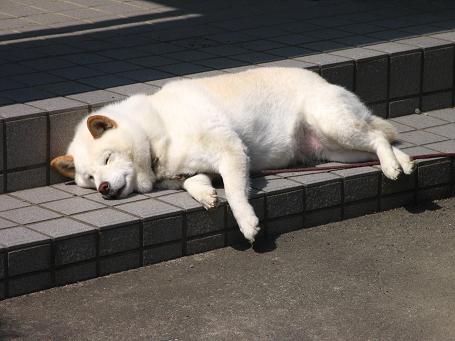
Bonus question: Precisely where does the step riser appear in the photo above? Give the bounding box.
[1,37,455,193]
[0,156,454,300]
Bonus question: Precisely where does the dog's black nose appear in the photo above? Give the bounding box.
[98,181,110,195]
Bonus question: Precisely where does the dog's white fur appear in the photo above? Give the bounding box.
[52,67,414,243]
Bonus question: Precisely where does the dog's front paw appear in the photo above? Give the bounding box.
[197,188,218,210]
[239,215,260,243]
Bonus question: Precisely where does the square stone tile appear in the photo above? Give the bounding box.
[0,217,17,229]
[185,234,224,256]
[425,124,455,139]
[27,97,87,114]
[425,140,455,153]
[143,215,183,246]
[12,186,72,204]
[398,130,448,145]
[0,206,61,225]
[8,244,52,276]
[0,227,50,249]
[73,208,139,229]
[5,116,47,169]
[99,250,141,276]
[55,261,97,286]
[143,242,182,265]
[422,47,454,93]
[99,223,140,256]
[116,199,182,220]
[27,217,96,239]
[158,192,203,212]
[320,63,354,91]
[6,167,47,192]
[84,192,148,206]
[0,195,30,212]
[421,91,453,112]
[250,178,301,194]
[355,57,388,103]
[52,182,97,196]
[426,108,455,123]
[0,104,45,120]
[391,114,448,129]
[186,206,225,237]
[389,52,421,99]
[8,271,52,297]
[389,97,420,118]
[41,197,105,215]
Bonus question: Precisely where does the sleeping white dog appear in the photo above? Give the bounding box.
[51,67,414,243]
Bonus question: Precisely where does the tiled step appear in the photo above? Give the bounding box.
[0,110,454,300]
[1,33,455,193]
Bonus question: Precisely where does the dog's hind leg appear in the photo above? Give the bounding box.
[183,174,218,210]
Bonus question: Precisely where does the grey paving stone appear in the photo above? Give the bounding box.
[257,59,314,69]
[381,172,416,196]
[398,130,448,145]
[116,199,181,221]
[0,254,4,279]
[266,190,304,219]
[99,223,140,256]
[52,182,97,196]
[0,120,3,171]
[297,53,352,66]
[73,208,139,228]
[389,52,421,99]
[160,63,212,77]
[158,192,203,212]
[267,214,304,236]
[144,189,182,198]
[0,226,50,249]
[401,146,436,157]
[186,233,224,256]
[5,116,47,169]
[12,186,72,204]
[426,108,455,123]
[8,271,52,297]
[84,192,148,206]
[49,110,86,161]
[6,167,47,192]
[67,90,126,107]
[41,197,105,215]
[0,195,29,212]
[355,57,388,103]
[389,97,420,118]
[289,172,341,186]
[143,215,183,246]
[304,182,342,211]
[365,42,419,55]
[55,261,97,286]
[27,217,96,239]
[186,206,225,237]
[320,63,354,91]
[338,171,379,203]
[305,206,342,228]
[0,206,60,225]
[107,83,159,96]
[250,178,301,194]
[417,185,452,203]
[422,47,454,93]
[393,113,448,129]
[0,104,45,120]
[344,199,379,219]
[421,91,453,112]
[27,97,87,114]
[8,244,52,276]
[0,217,17,229]
[55,233,97,266]
[418,160,452,188]
[99,250,141,276]
[143,242,183,265]
[425,124,455,139]
[398,36,452,50]
[332,47,384,61]
[380,192,415,211]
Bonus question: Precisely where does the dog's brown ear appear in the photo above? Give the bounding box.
[50,155,75,178]
[87,115,117,139]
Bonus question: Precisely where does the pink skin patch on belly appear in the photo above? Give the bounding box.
[294,124,324,163]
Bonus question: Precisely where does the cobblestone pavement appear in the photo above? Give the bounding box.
[1,0,455,104]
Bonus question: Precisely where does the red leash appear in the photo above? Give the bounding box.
[258,152,455,176]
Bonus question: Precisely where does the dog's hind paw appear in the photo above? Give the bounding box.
[382,161,402,180]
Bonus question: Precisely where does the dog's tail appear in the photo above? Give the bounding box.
[368,115,398,142]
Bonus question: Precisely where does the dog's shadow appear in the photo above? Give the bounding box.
[230,232,278,254]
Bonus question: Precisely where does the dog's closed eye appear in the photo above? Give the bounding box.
[104,154,111,165]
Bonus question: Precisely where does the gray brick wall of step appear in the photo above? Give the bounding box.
[1,33,455,193]
[0,108,455,299]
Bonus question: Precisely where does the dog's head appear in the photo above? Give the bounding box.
[51,114,153,199]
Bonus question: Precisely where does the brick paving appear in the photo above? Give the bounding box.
[0,0,454,105]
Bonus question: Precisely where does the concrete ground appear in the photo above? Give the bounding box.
[1,197,455,340]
